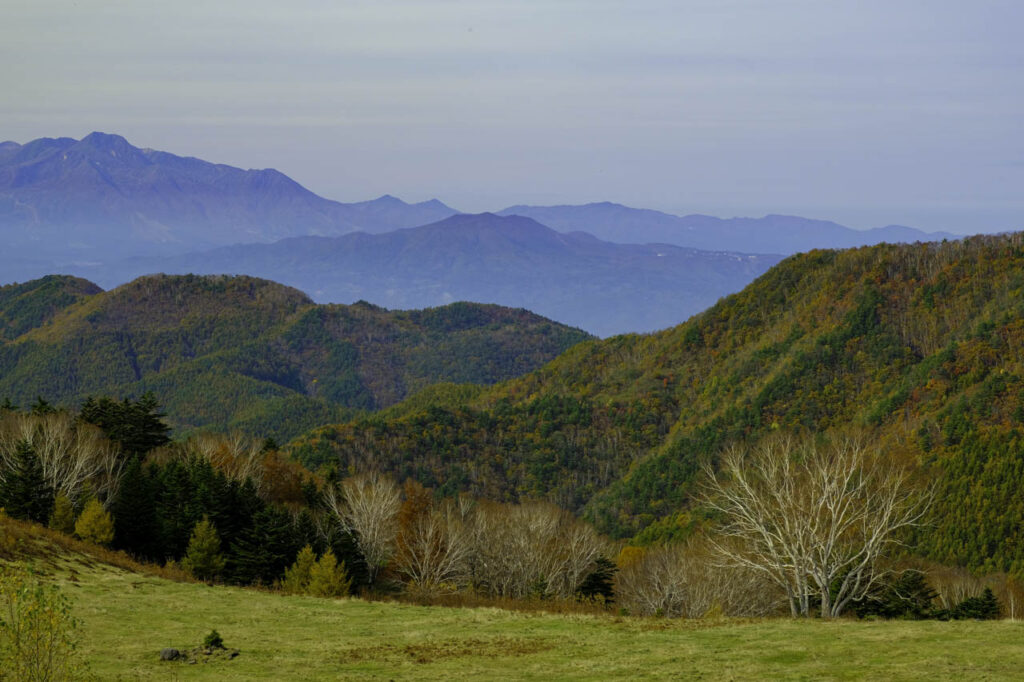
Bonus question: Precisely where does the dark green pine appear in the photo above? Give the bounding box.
[0,439,53,522]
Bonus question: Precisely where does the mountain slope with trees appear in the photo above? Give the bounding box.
[0,274,591,440]
[290,233,1024,575]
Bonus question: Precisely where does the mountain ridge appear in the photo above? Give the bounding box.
[0,132,459,260]
[0,273,592,440]
[497,202,962,254]
[67,212,783,337]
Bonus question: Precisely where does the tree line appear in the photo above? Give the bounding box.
[0,395,1015,619]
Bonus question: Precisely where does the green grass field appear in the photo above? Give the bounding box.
[21,550,1022,681]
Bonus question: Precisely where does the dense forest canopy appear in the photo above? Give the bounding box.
[0,274,592,441]
[291,233,1024,576]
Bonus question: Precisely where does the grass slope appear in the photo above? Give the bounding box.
[4,525,1021,681]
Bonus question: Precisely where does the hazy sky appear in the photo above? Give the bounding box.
[3,1,1022,233]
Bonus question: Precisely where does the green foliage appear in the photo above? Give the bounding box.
[950,587,1001,620]
[286,234,1024,575]
[307,549,351,598]
[74,499,114,547]
[181,516,226,582]
[855,571,939,620]
[281,545,317,595]
[0,440,52,524]
[78,393,170,458]
[0,275,100,342]
[202,629,224,650]
[281,546,352,598]
[0,565,89,680]
[0,274,590,442]
[48,493,76,535]
[227,505,302,586]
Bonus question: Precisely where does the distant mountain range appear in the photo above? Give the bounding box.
[70,213,784,337]
[0,274,591,440]
[0,132,980,335]
[0,132,457,260]
[497,203,961,255]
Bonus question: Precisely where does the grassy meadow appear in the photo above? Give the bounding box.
[14,550,1020,681]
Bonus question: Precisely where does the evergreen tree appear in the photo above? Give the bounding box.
[0,440,53,523]
[110,458,161,560]
[48,493,77,535]
[182,516,226,582]
[953,587,1001,620]
[307,549,351,598]
[74,499,115,546]
[155,460,193,558]
[79,393,170,458]
[227,505,297,585]
[855,570,938,619]
[29,397,55,415]
[281,545,317,594]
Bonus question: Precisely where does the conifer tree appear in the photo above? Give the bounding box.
[74,499,115,546]
[48,493,77,535]
[182,516,226,582]
[307,549,351,598]
[281,545,317,594]
[0,439,53,523]
[227,505,296,585]
[110,458,160,560]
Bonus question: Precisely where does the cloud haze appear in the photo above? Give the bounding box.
[2,0,1021,233]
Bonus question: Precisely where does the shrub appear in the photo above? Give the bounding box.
[48,493,77,535]
[855,570,938,620]
[0,565,89,680]
[203,629,224,650]
[951,587,1001,620]
[74,499,114,546]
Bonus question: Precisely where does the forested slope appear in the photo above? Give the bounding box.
[291,234,1024,574]
[0,274,591,440]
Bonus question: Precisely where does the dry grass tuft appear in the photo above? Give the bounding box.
[338,636,554,664]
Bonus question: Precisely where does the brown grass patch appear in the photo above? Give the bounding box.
[339,636,554,664]
[0,513,193,582]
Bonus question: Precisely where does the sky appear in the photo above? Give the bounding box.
[2,0,1022,234]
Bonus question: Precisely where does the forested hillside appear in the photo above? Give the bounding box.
[0,274,591,440]
[291,233,1024,575]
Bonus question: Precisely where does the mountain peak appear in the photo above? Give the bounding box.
[78,131,132,150]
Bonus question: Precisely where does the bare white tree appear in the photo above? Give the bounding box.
[0,412,124,504]
[324,472,401,585]
[702,434,931,618]
[464,500,604,599]
[615,540,782,618]
[185,432,265,494]
[394,498,471,591]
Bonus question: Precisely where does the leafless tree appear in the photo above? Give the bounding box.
[394,498,471,591]
[615,540,782,618]
[0,412,124,504]
[324,472,401,585]
[464,500,604,599]
[702,433,931,618]
[185,432,265,494]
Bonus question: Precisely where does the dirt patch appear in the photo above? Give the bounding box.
[339,636,553,664]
